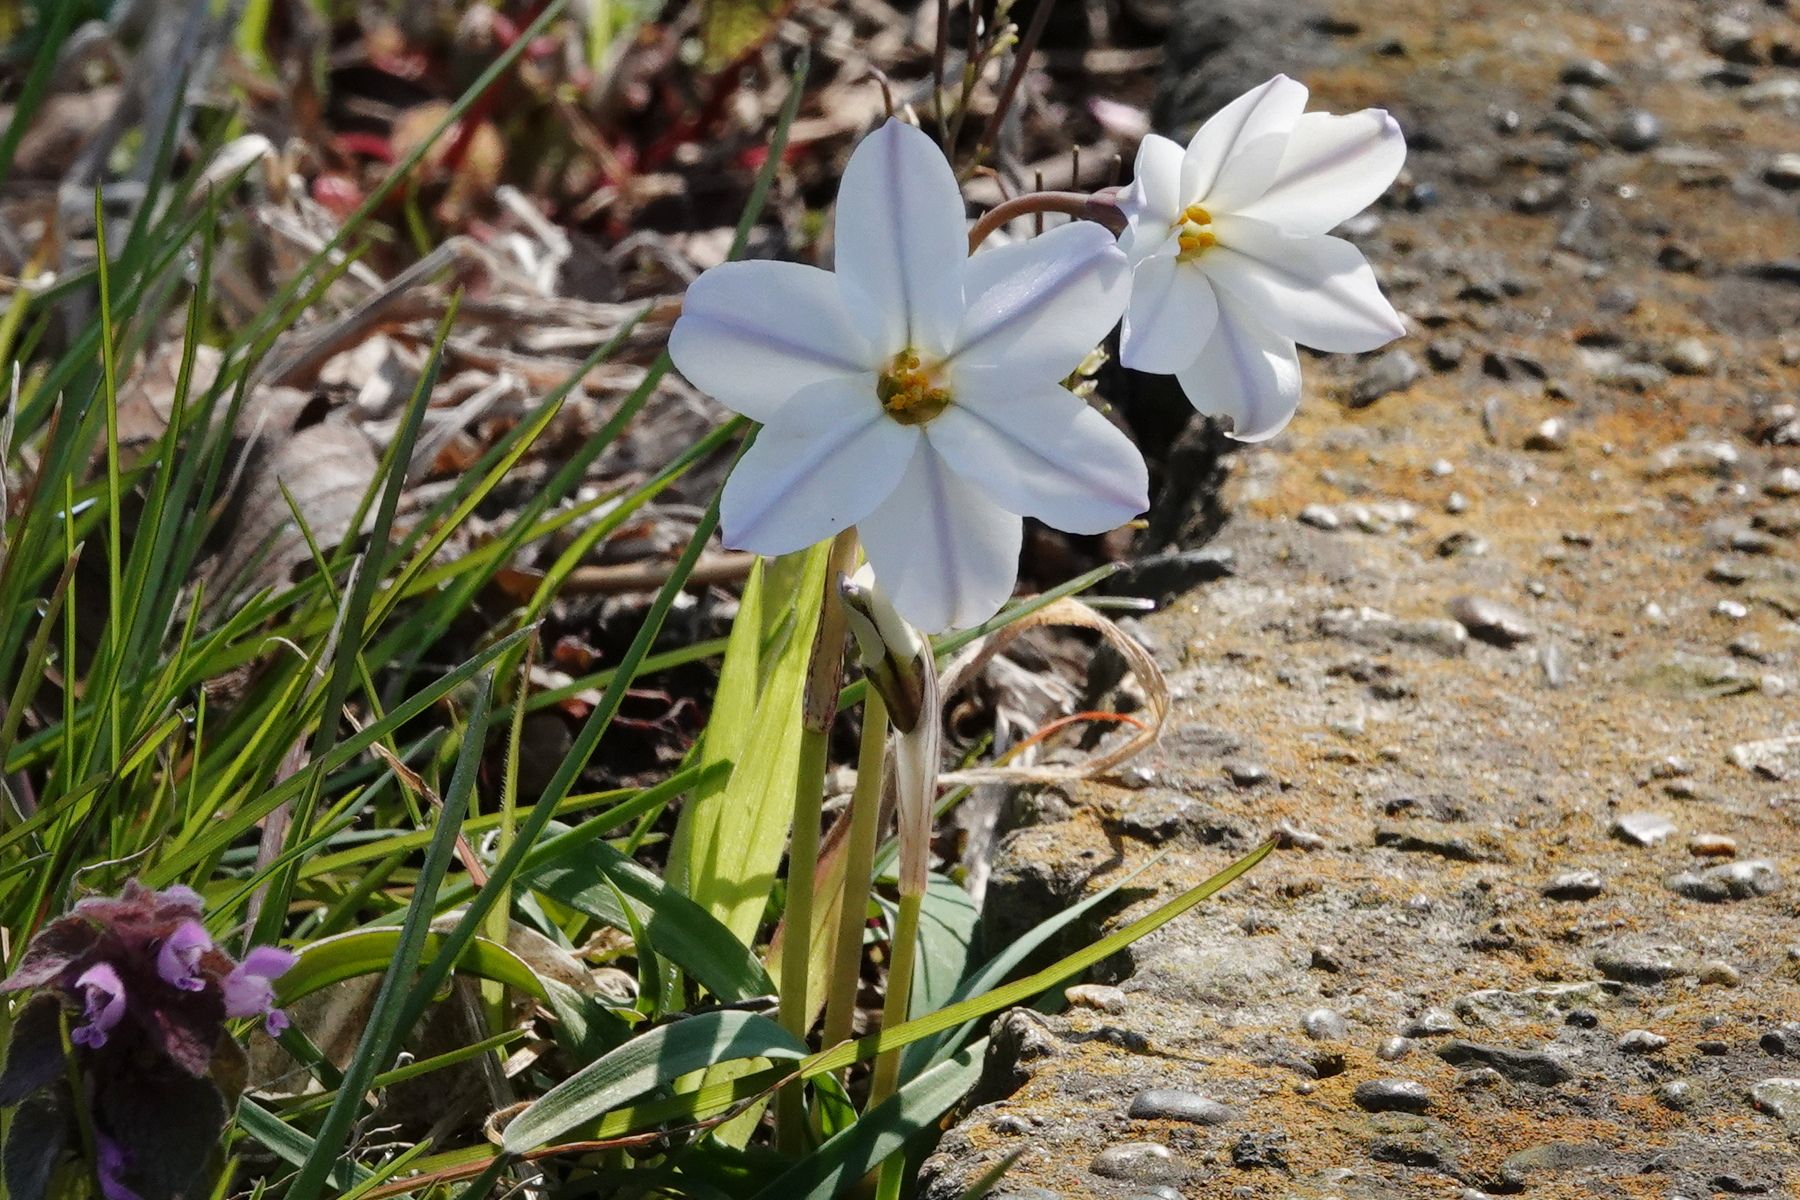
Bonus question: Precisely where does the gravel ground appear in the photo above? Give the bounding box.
[920,0,1800,1195]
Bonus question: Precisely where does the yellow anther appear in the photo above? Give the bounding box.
[877,350,951,426]
[1174,203,1217,262]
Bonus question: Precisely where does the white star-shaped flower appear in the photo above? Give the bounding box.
[1118,75,1408,441]
[670,119,1149,632]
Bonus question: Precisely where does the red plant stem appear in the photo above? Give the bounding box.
[966,190,1125,252]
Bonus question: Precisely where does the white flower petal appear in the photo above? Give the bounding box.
[1174,297,1302,442]
[928,373,1148,533]
[1234,110,1407,235]
[719,377,918,556]
[833,119,968,359]
[859,442,1023,633]
[669,261,874,422]
[1204,214,1405,352]
[1182,75,1309,213]
[952,222,1129,378]
[1119,253,1220,374]
[1119,133,1187,254]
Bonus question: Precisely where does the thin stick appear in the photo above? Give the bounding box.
[971,0,1057,166]
[932,0,950,142]
[820,690,889,1055]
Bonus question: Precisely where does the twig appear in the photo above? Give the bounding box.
[557,552,757,595]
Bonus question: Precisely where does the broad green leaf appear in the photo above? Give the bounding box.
[912,873,979,1018]
[525,831,774,1003]
[677,542,830,947]
[502,1011,807,1153]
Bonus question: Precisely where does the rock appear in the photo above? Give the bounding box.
[1319,606,1469,657]
[1378,1037,1415,1061]
[1299,503,1342,530]
[1514,179,1568,214]
[1766,466,1800,498]
[1749,1078,1800,1122]
[1689,833,1738,857]
[1127,1089,1235,1126]
[1404,1008,1458,1037]
[1730,736,1800,781]
[1647,439,1739,478]
[1612,811,1676,847]
[1704,15,1757,62]
[1560,58,1616,87]
[1593,945,1692,984]
[1661,336,1715,374]
[1113,548,1234,600]
[1065,984,1127,1014]
[1090,1141,1176,1182]
[1375,820,1510,863]
[1618,1029,1668,1054]
[1303,1007,1348,1040]
[1763,154,1800,191]
[1229,1131,1288,1170]
[1658,1080,1698,1111]
[1611,109,1662,151]
[1455,981,1614,1025]
[1543,869,1604,900]
[1435,1040,1574,1086]
[1448,595,1537,646]
[1667,860,1783,901]
[1350,349,1423,407]
[1225,760,1270,788]
[1353,1079,1433,1113]
[1427,338,1465,370]
[1700,961,1743,987]
[1761,1025,1800,1056]
[1523,418,1568,451]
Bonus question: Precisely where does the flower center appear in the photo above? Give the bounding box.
[1174,204,1217,262]
[877,350,951,426]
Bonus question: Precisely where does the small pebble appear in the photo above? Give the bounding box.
[1619,1029,1669,1054]
[1404,1009,1458,1037]
[1352,1078,1433,1113]
[1299,503,1342,531]
[1699,961,1743,987]
[1378,1036,1416,1061]
[1662,337,1716,374]
[1766,467,1800,498]
[1543,869,1605,900]
[1127,1089,1236,1126]
[1612,109,1662,151]
[1659,1080,1698,1111]
[1765,154,1800,192]
[1667,859,1783,902]
[1524,417,1568,450]
[1689,833,1738,858]
[1750,1078,1800,1121]
[1304,1008,1348,1040]
[1066,984,1128,1014]
[1613,811,1676,847]
[1090,1142,1175,1182]
[1448,595,1537,646]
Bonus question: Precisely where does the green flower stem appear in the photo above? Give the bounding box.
[868,887,923,1107]
[776,530,859,1152]
[820,689,889,1055]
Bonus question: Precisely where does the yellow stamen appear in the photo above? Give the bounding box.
[877,350,951,426]
[1174,203,1217,261]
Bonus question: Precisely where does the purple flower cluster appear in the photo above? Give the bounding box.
[0,882,297,1200]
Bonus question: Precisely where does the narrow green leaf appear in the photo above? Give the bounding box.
[502,1011,807,1153]
[525,834,775,1003]
[277,929,549,1007]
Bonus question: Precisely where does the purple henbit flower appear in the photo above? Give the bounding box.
[222,946,296,1036]
[156,920,212,993]
[71,963,127,1050]
[96,1134,143,1200]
